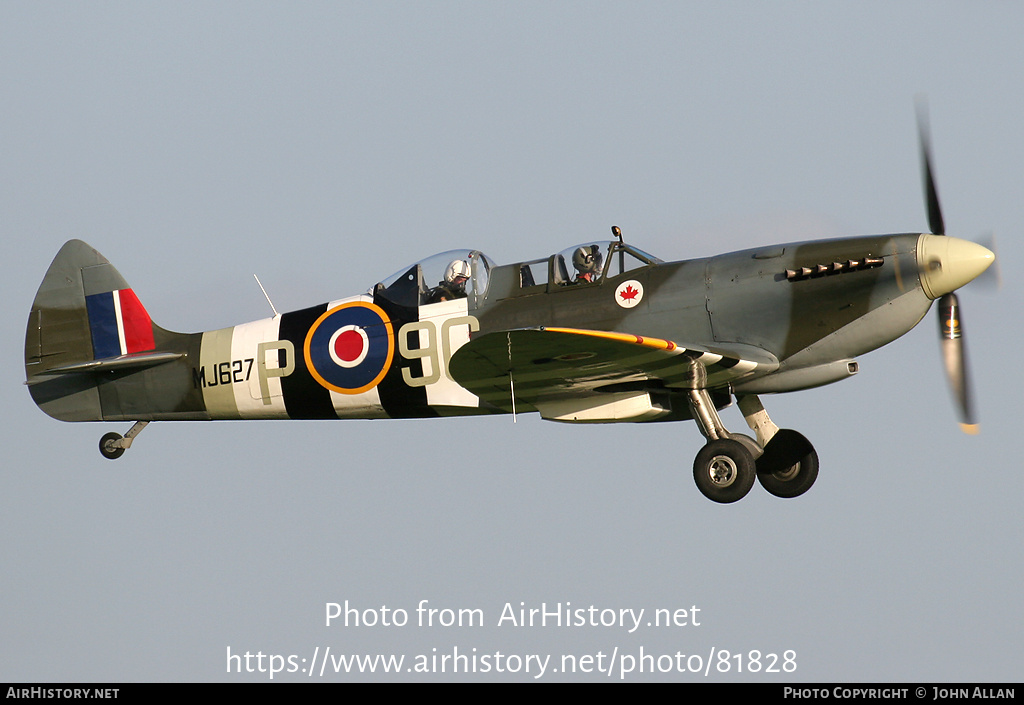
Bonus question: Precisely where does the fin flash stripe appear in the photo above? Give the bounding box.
[85,288,155,359]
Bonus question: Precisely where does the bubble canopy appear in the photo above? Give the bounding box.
[373,249,495,306]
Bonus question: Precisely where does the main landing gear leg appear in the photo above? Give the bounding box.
[737,395,818,499]
[99,421,150,460]
[687,389,757,504]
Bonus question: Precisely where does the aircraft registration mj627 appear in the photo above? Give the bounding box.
[24,107,995,503]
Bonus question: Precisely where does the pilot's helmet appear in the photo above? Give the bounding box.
[445,259,471,288]
[572,245,601,274]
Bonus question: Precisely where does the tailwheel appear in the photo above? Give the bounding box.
[99,432,126,460]
[756,429,818,498]
[693,438,756,504]
[97,421,150,460]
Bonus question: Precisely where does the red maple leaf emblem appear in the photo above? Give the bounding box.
[619,285,639,301]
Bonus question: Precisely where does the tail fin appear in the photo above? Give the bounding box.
[25,240,187,421]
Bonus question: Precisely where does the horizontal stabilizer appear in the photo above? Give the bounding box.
[32,351,184,377]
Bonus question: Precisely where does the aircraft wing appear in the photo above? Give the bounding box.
[448,326,778,411]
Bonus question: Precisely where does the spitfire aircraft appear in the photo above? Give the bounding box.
[24,109,995,503]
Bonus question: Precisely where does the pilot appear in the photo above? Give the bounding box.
[572,245,602,284]
[426,259,471,303]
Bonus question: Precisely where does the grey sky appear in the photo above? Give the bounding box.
[2,2,1021,681]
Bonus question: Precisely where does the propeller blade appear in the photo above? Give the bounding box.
[937,292,977,434]
[916,97,946,236]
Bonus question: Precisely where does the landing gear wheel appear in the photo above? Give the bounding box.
[693,438,756,503]
[756,429,818,498]
[99,432,125,460]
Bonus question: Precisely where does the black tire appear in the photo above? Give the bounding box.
[756,429,818,498]
[693,438,756,504]
[99,432,125,460]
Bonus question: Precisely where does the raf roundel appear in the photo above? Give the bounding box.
[304,302,395,394]
[614,280,644,308]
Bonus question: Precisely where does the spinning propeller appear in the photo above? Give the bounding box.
[914,99,995,434]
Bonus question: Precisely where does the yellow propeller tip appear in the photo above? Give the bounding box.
[959,423,980,435]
